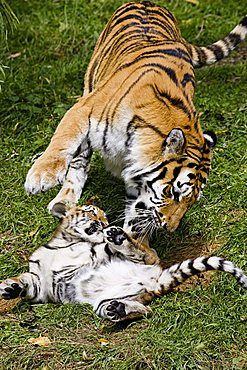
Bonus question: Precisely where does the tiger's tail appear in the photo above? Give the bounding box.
[159,256,247,291]
[187,16,247,67]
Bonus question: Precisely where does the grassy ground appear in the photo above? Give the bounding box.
[0,0,246,369]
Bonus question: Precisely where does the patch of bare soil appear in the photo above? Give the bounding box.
[0,298,21,315]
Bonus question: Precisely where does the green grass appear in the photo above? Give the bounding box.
[0,0,247,369]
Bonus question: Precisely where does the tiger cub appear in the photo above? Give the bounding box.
[1,204,246,322]
[24,2,247,237]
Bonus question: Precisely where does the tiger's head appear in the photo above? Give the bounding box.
[52,203,109,243]
[126,128,216,234]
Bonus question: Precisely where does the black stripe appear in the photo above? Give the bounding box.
[194,46,207,67]
[142,63,178,84]
[146,166,167,190]
[112,3,142,19]
[30,272,40,279]
[187,162,198,168]
[110,13,145,28]
[146,7,177,24]
[119,49,191,73]
[132,158,174,181]
[144,47,191,64]
[110,7,177,38]
[44,241,80,250]
[188,260,200,275]
[44,243,58,250]
[178,270,191,280]
[104,244,113,259]
[207,44,224,61]
[173,166,181,179]
[29,259,40,267]
[102,117,110,153]
[156,90,192,119]
[185,150,201,162]
[202,257,215,271]
[181,73,195,87]
[227,33,241,48]
[240,15,247,27]
[133,114,167,138]
[218,259,225,271]
[91,246,96,258]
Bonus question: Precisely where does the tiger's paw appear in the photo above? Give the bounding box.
[105,300,151,322]
[104,226,127,246]
[106,300,126,321]
[24,155,67,194]
[0,279,25,300]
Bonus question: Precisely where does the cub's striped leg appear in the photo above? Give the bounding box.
[95,298,151,322]
[0,272,40,301]
[48,143,92,215]
[25,98,92,195]
[104,226,159,265]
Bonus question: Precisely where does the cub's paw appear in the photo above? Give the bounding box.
[0,279,25,300]
[106,300,126,322]
[24,156,67,194]
[104,227,127,246]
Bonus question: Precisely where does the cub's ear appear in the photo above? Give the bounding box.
[203,130,217,149]
[86,195,101,207]
[50,202,68,219]
[162,128,186,156]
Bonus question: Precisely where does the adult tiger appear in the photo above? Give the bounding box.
[25,2,247,236]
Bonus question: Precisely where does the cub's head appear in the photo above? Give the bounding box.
[127,128,216,234]
[52,203,109,242]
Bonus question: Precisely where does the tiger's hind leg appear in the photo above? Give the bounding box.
[48,143,92,215]
[0,273,40,301]
[96,299,151,322]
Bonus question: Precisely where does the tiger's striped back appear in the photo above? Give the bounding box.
[85,1,247,92]
[85,1,186,93]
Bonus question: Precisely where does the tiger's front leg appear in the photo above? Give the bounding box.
[48,143,92,215]
[104,226,159,265]
[25,98,92,195]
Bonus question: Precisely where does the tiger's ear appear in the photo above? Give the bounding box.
[50,202,68,219]
[162,128,186,156]
[203,130,217,149]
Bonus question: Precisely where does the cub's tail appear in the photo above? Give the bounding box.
[187,16,247,67]
[159,256,247,291]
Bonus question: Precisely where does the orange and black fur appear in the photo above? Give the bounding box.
[25,2,247,236]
